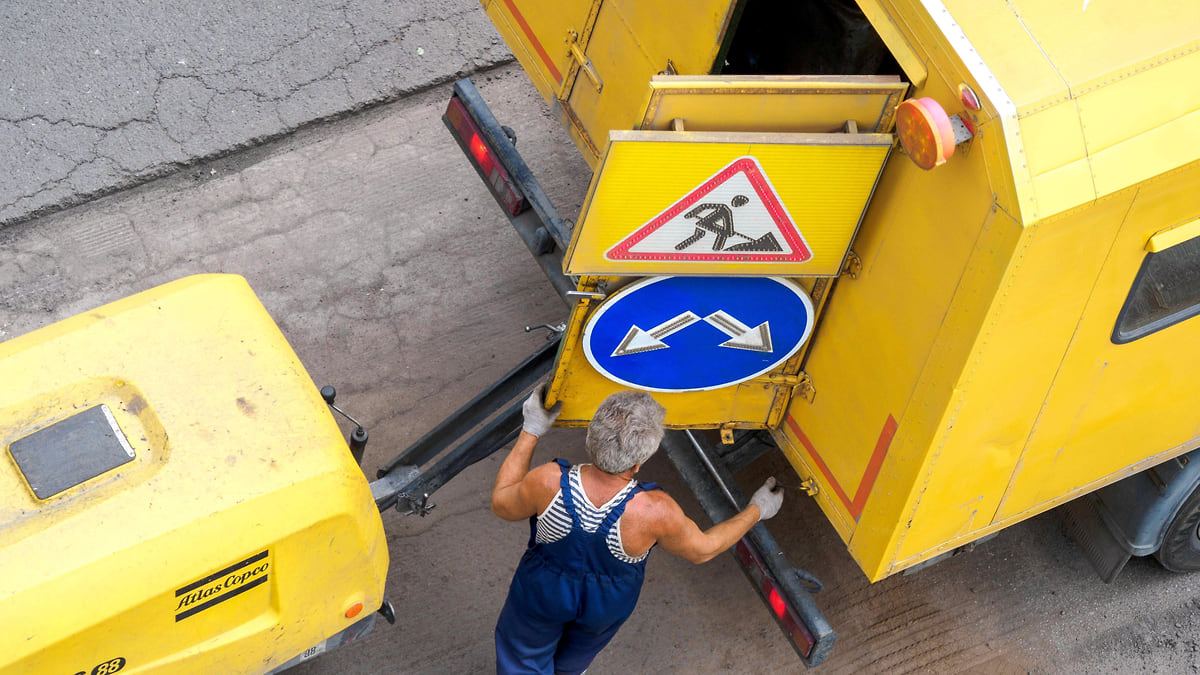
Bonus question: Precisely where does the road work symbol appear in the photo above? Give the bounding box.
[584,276,814,392]
[675,195,783,253]
[612,310,772,357]
[606,156,812,264]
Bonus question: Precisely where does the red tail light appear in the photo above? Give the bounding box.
[735,539,815,658]
[445,96,526,216]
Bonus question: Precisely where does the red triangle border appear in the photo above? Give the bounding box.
[605,156,812,263]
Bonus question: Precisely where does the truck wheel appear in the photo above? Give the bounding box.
[1155,484,1200,572]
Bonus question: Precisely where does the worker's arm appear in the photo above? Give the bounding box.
[491,431,549,521]
[490,386,561,521]
[653,478,783,564]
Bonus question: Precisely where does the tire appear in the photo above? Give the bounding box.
[1155,483,1200,572]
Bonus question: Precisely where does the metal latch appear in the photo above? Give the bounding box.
[565,31,603,93]
[765,371,816,403]
[798,477,820,496]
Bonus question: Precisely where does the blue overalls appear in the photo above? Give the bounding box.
[495,459,662,675]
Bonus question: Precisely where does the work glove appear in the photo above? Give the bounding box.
[521,384,562,437]
[750,477,784,521]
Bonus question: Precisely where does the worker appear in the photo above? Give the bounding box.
[491,387,784,675]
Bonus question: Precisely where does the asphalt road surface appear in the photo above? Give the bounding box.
[3,64,1199,674]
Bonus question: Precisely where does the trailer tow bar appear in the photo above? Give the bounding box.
[368,336,560,516]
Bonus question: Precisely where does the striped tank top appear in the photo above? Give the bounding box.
[535,463,648,564]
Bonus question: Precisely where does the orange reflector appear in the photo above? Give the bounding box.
[345,602,364,619]
[896,98,955,170]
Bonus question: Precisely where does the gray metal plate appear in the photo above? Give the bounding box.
[8,404,135,499]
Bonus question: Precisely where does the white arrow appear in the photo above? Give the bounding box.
[611,311,701,357]
[704,310,773,353]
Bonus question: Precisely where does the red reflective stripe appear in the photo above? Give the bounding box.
[785,417,853,513]
[498,0,562,84]
[852,415,897,516]
[785,414,897,522]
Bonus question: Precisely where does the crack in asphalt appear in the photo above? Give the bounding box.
[0,1,513,228]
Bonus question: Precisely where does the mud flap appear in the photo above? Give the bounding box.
[1059,448,1200,582]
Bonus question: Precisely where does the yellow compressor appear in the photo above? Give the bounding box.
[0,275,388,674]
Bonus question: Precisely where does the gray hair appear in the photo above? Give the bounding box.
[585,390,666,474]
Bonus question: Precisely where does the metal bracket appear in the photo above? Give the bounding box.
[566,289,606,302]
[841,250,862,279]
[799,477,820,496]
[400,493,436,517]
[720,423,736,445]
[524,322,566,341]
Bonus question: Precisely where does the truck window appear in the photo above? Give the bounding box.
[1113,235,1200,343]
[721,0,902,76]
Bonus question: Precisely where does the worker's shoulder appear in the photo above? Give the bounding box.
[529,460,565,481]
[627,485,683,520]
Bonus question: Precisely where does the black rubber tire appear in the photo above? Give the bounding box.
[1155,483,1200,573]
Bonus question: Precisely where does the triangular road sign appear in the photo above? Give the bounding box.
[605,156,812,263]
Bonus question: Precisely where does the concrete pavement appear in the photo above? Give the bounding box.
[0,0,511,228]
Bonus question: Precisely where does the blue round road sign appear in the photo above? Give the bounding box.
[583,276,814,392]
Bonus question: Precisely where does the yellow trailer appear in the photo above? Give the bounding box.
[461,0,1200,663]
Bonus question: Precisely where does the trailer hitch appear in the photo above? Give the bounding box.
[369,336,560,516]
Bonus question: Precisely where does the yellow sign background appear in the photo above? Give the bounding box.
[564,130,892,276]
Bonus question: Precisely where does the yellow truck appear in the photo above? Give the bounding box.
[447,0,1200,665]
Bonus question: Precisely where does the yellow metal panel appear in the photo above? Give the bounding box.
[564,130,891,276]
[544,278,790,429]
[638,75,908,134]
[938,0,1200,219]
[998,0,1200,95]
[939,0,1064,110]
[887,196,1124,566]
[1087,108,1200,201]
[853,0,928,87]
[0,275,387,674]
[1073,49,1200,159]
[1019,100,1088,180]
[563,0,735,165]
[481,0,591,106]
[997,161,1200,519]
[771,127,1001,569]
[1029,160,1098,218]
[1147,216,1200,253]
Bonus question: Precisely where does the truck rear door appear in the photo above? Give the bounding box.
[546,74,903,432]
[480,0,741,167]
